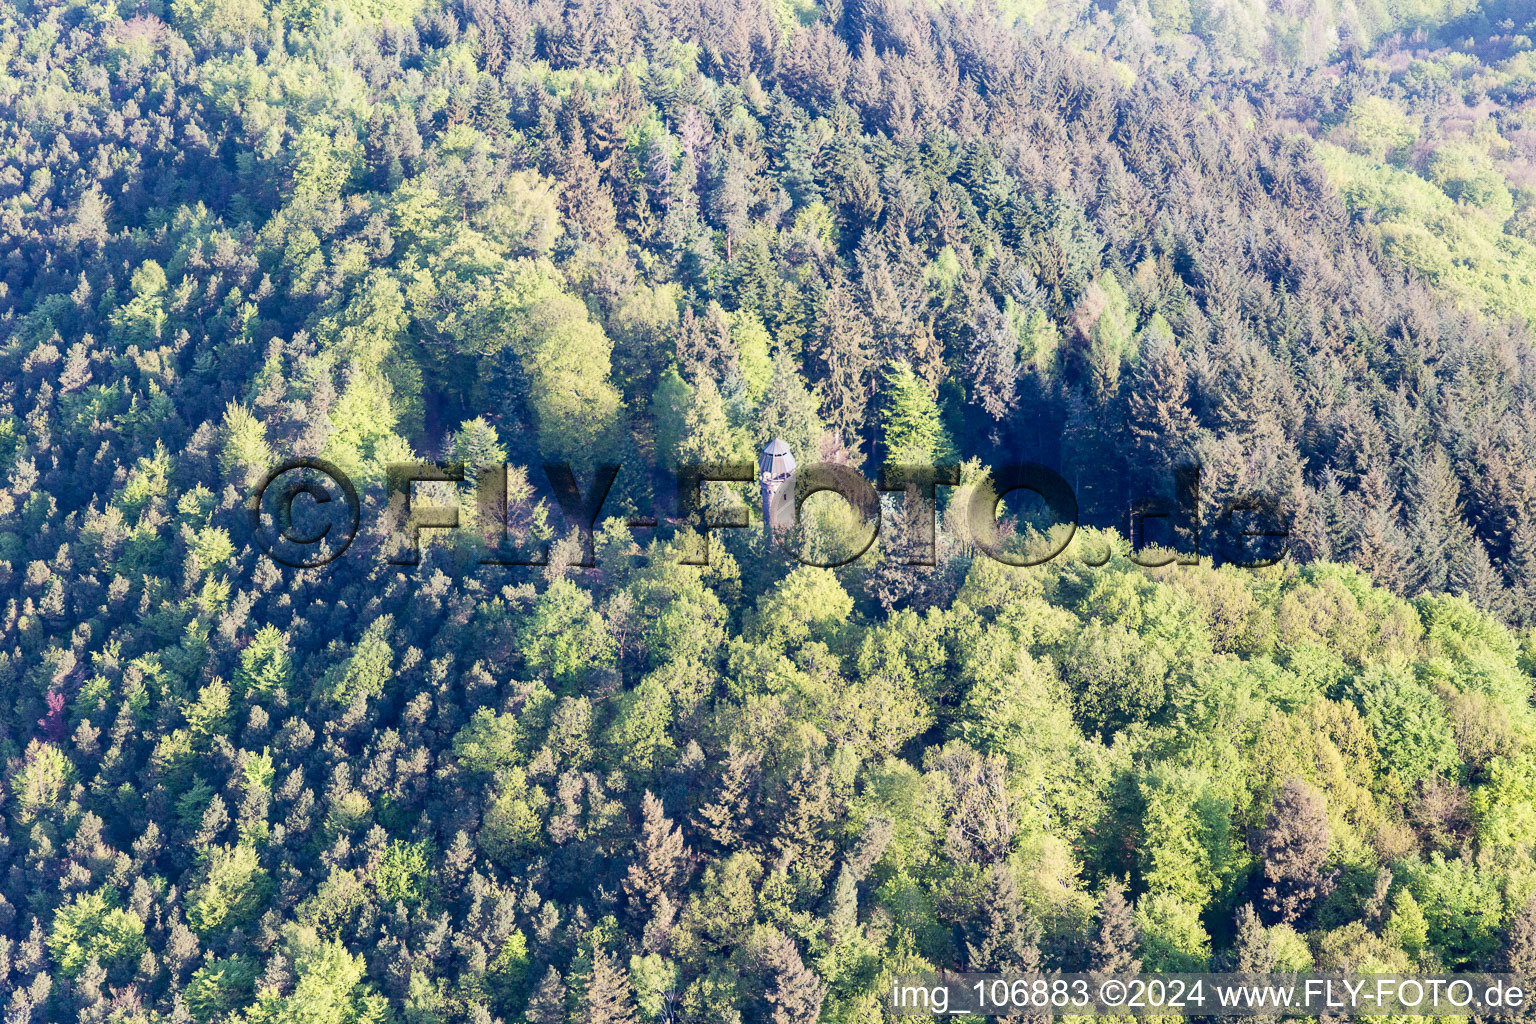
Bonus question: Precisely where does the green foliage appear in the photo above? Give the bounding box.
[521,580,617,686]
[12,740,73,824]
[372,840,432,906]
[186,956,260,1022]
[1344,96,1419,162]
[219,402,274,483]
[1134,892,1210,971]
[881,361,955,466]
[1138,763,1239,908]
[453,707,527,776]
[316,617,395,707]
[188,845,272,935]
[1384,888,1429,960]
[48,890,147,978]
[246,926,390,1024]
[1398,853,1506,967]
[187,679,234,740]
[1340,665,1458,791]
[234,626,292,698]
[603,674,677,773]
[1320,142,1536,325]
[9,0,1536,1017]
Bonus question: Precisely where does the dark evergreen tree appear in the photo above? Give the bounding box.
[751,928,826,1024]
[1258,779,1334,924]
[583,949,638,1024]
[1091,878,1141,974]
[527,965,569,1024]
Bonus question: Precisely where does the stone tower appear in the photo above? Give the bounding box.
[758,438,796,537]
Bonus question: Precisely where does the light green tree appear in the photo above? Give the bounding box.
[188,845,272,935]
[881,360,954,466]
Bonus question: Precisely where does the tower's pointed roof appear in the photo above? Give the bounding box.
[759,438,795,477]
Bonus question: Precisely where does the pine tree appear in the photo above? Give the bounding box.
[582,949,638,1024]
[1092,878,1141,973]
[849,31,882,117]
[624,791,689,918]
[1258,779,1334,924]
[527,965,569,1024]
[675,376,738,469]
[1226,904,1279,1024]
[557,133,617,244]
[1403,446,1469,594]
[677,305,737,385]
[754,351,826,463]
[709,152,753,259]
[827,866,858,939]
[695,740,760,850]
[1349,466,1413,593]
[548,0,599,66]
[753,928,826,1024]
[910,320,948,391]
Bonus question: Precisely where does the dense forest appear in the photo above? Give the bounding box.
[5,0,1536,1018]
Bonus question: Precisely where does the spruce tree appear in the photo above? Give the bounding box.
[526,965,569,1024]
[1502,896,1536,975]
[1125,329,1199,475]
[1228,904,1278,971]
[1258,779,1334,924]
[583,949,638,1024]
[624,791,689,919]
[1092,878,1141,973]
[963,295,1018,423]
[1509,513,1536,626]
[881,360,954,467]
[695,741,760,850]
[810,280,877,449]
[965,865,1043,974]
[1226,904,1280,1024]
[753,929,826,1024]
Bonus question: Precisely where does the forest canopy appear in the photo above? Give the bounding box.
[3,0,1536,1019]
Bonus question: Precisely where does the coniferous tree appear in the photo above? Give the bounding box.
[1452,539,1511,619]
[527,965,569,1024]
[1228,904,1278,972]
[810,281,877,450]
[1508,513,1536,625]
[1258,779,1334,925]
[1501,896,1536,975]
[969,866,1044,979]
[1092,878,1141,973]
[624,791,690,922]
[1349,467,1414,593]
[769,756,834,876]
[1404,446,1470,594]
[963,295,1018,423]
[695,741,760,851]
[1125,329,1199,475]
[752,928,826,1024]
[881,360,954,466]
[583,949,638,1024]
